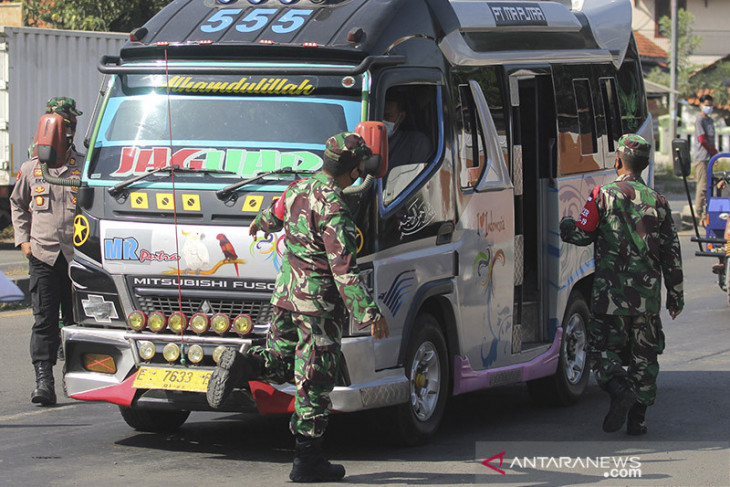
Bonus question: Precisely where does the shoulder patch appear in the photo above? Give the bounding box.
[576,185,601,232]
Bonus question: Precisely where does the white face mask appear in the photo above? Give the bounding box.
[702,105,713,115]
[383,120,396,137]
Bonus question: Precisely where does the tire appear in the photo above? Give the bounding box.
[527,290,590,406]
[394,313,450,446]
[119,406,190,433]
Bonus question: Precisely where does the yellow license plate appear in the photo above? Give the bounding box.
[133,366,212,393]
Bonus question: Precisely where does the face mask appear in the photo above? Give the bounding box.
[702,105,713,115]
[383,120,395,137]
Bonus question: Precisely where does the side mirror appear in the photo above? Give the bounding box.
[36,113,69,169]
[672,138,691,178]
[355,121,388,179]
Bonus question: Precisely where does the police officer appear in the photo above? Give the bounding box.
[207,132,388,482]
[560,134,683,435]
[11,97,83,406]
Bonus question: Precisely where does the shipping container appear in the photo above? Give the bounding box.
[0,26,127,227]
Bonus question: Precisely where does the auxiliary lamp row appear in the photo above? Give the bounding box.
[136,341,232,364]
[126,310,254,336]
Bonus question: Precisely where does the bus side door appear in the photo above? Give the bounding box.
[452,77,515,371]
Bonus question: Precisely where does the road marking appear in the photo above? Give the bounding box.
[0,309,32,317]
[0,406,73,423]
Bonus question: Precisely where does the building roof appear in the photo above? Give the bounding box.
[634,31,667,60]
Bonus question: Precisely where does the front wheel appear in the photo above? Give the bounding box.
[119,406,190,432]
[527,290,590,406]
[394,313,450,446]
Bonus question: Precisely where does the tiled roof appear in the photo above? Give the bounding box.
[634,31,668,60]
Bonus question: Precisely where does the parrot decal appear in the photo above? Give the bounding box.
[216,233,239,276]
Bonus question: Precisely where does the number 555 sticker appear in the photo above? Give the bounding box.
[201,8,314,34]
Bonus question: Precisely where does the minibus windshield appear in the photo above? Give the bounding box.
[87,73,363,183]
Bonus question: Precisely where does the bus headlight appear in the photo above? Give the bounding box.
[211,313,230,335]
[138,341,155,361]
[212,345,228,364]
[168,312,187,334]
[190,313,210,334]
[148,311,167,332]
[127,310,147,331]
[187,344,205,363]
[233,314,253,335]
[163,343,180,362]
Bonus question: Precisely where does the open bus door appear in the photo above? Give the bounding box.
[453,79,515,371]
[508,68,558,350]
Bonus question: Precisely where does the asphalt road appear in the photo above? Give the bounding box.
[0,234,728,487]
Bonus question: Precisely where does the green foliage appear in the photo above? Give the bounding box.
[23,0,169,33]
[692,61,730,107]
[647,9,703,98]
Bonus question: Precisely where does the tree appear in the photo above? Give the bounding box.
[646,9,703,97]
[691,61,730,108]
[23,0,169,33]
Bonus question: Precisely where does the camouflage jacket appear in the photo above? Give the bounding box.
[560,173,684,316]
[253,171,382,327]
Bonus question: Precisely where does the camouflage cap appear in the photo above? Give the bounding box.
[324,132,372,164]
[46,97,82,117]
[617,134,650,160]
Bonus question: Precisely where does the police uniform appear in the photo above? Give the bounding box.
[10,96,83,405]
[11,153,81,362]
[560,134,683,433]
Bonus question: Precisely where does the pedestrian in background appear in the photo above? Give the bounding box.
[207,132,389,483]
[10,97,83,406]
[560,134,683,435]
[693,94,718,221]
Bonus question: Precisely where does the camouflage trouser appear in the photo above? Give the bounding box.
[588,314,666,406]
[247,306,343,438]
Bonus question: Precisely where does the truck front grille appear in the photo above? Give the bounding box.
[134,296,274,325]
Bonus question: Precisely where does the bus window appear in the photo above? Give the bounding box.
[572,79,597,155]
[456,85,485,188]
[600,77,622,153]
[616,59,645,134]
[381,85,437,205]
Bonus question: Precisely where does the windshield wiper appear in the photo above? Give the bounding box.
[216,167,312,201]
[108,166,238,196]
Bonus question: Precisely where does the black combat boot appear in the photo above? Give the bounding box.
[31,361,56,406]
[602,378,637,433]
[289,435,345,483]
[206,349,264,408]
[626,403,648,435]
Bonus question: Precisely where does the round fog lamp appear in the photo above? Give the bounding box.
[127,310,147,331]
[138,341,155,360]
[190,313,210,334]
[233,314,253,335]
[148,311,167,332]
[187,344,205,363]
[168,312,187,334]
[163,343,181,362]
[211,313,231,335]
[212,345,228,364]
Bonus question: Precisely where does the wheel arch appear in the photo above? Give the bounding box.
[397,279,458,371]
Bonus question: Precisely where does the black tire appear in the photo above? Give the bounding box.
[527,290,590,406]
[118,406,190,432]
[394,313,450,446]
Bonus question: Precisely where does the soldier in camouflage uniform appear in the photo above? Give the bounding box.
[560,134,683,435]
[207,132,389,482]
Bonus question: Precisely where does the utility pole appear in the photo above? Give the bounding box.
[669,0,679,142]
